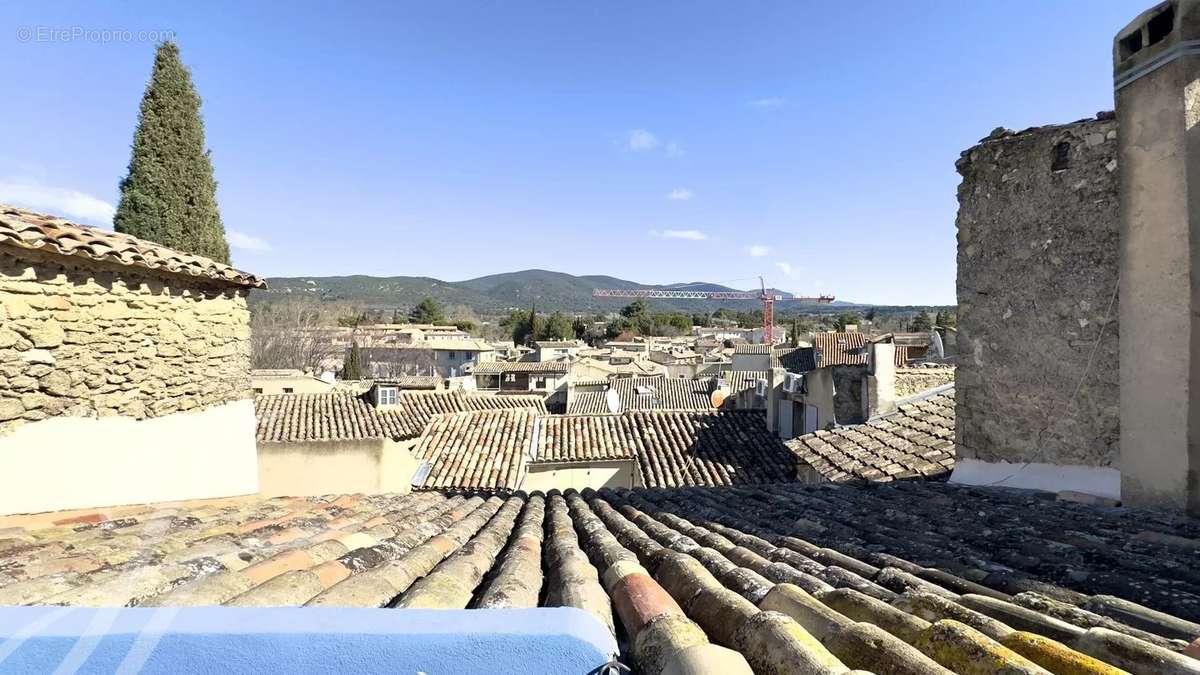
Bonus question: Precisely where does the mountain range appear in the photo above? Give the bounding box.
[256,268,855,316]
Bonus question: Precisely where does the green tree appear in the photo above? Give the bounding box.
[502,309,533,345]
[409,297,445,324]
[835,312,862,332]
[114,41,230,263]
[541,312,574,341]
[934,310,957,331]
[572,317,589,340]
[343,341,364,380]
[910,312,934,332]
[620,299,648,319]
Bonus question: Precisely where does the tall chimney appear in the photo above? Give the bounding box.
[1115,0,1200,513]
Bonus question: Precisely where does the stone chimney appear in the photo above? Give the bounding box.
[1115,0,1200,514]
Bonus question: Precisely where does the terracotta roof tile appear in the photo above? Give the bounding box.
[4,482,1198,675]
[567,376,716,414]
[410,408,792,489]
[412,410,535,491]
[255,391,547,443]
[810,332,915,367]
[787,387,955,482]
[0,203,264,288]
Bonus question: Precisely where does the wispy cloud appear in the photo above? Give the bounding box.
[747,244,770,257]
[619,130,684,157]
[774,261,796,276]
[667,188,694,201]
[0,178,115,226]
[650,229,708,241]
[748,97,785,108]
[227,230,272,252]
[626,129,661,151]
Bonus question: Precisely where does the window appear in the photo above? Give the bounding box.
[1148,6,1174,47]
[448,351,457,359]
[283,387,294,394]
[378,386,398,406]
[505,374,516,382]
[253,387,263,394]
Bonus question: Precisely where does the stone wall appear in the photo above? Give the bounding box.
[955,115,1120,468]
[831,365,867,424]
[0,247,252,436]
[895,367,955,399]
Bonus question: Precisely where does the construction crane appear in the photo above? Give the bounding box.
[592,277,834,343]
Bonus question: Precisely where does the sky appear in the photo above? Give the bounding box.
[0,1,1144,304]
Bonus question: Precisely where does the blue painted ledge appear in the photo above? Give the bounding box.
[0,606,618,674]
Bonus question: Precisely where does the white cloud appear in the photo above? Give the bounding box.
[650,229,708,241]
[626,129,661,151]
[227,229,272,252]
[747,244,770,257]
[667,188,694,201]
[665,141,685,157]
[774,261,795,276]
[0,178,115,226]
[748,97,785,108]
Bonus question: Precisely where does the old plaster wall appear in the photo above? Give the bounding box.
[257,437,420,497]
[955,115,1120,471]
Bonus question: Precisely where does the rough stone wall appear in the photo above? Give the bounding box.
[895,368,955,399]
[956,115,1120,467]
[0,247,252,435]
[831,365,867,424]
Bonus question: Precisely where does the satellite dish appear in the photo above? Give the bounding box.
[605,388,621,414]
[710,389,728,409]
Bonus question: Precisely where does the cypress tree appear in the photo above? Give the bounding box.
[343,341,364,380]
[114,41,230,263]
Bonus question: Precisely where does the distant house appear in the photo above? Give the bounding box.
[731,343,773,371]
[473,360,569,412]
[531,340,584,362]
[254,388,546,496]
[357,338,495,379]
[0,204,264,515]
[648,347,703,378]
[473,360,569,393]
[251,369,334,395]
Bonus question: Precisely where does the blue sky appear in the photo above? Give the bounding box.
[0,1,1141,304]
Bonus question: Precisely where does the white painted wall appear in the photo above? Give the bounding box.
[0,400,259,515]
[950,458,1121,501]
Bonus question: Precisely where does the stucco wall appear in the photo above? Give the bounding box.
[258,438,420,497]
[522,460,639,492]
[0,400,257,515]
[0,247,252,436]
[895,368,955,398]
[955,115,1120,469]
